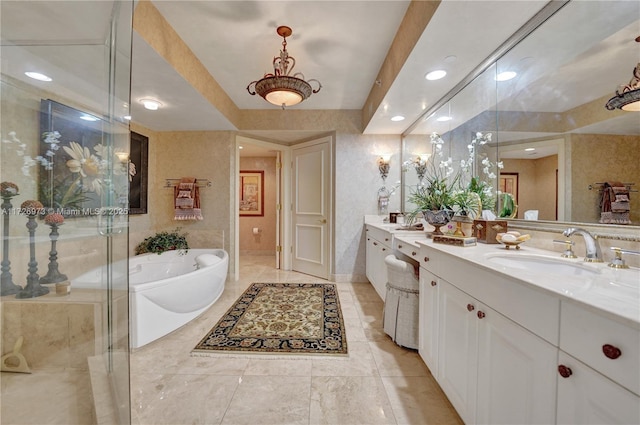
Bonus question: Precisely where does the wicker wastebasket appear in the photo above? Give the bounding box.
[383,254,420,349]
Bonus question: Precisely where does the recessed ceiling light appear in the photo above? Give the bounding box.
[426,70,447,81]
[140,99,162,110]
[496,71,517,81]
[25,71,52,82]
[391,115,405,122]
[525,148,535,152]
[239,146,244,149]
[80,114,99,122]
[444,55,457,63]
[123,115,132,121]
[436,116,452,122]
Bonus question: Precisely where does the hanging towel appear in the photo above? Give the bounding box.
[599,181,630,224]
[174,177,203,221]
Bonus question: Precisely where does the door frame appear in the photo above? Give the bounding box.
[234,136,292,280]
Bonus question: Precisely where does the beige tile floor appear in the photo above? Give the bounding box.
[130,255,463,425]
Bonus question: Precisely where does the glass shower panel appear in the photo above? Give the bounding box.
[1,2,133,424]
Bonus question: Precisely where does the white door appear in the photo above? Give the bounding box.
[291,136,332,279]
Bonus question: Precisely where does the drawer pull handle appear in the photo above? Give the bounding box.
[411,251,417,256]
[602,344,622,360]
[382,248,386,251]
[385,238,389,242]
[477,311,485,319]
[467,304,475,312]
[398,244,403,249]
[424,256,430,262]
[430,280,437,287]
[558,365,572,378]
[373,242,378,246]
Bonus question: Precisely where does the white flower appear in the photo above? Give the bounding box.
[63,141,104,194]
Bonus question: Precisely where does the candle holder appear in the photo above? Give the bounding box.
[16,200,49,299]
[1,182,22,296]
[39,213,67,284]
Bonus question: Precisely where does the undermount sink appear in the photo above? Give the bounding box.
[485,253,602,277]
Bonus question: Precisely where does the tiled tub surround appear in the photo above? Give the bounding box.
[1,288,128,424]
[365,221,640,424]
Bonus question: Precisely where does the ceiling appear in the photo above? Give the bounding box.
[1,1,638,157]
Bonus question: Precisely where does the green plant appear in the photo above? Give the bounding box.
[135,228,189,255]
[467,176,495,213]
[451,188,481,219]
[499,193,516,218]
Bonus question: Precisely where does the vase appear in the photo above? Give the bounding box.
[423,210,454,236]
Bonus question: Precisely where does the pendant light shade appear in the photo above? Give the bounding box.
[247,26,321,109]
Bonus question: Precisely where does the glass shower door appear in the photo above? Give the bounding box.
[1,1,133,424]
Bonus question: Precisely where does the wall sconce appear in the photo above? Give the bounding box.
[115,151,130,163]
[377,155,391,182]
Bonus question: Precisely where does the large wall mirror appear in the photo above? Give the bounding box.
[402,0,640,232]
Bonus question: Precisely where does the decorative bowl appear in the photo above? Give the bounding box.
[496,233,531,250]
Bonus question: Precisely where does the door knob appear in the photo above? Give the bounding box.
[317,219,327,224]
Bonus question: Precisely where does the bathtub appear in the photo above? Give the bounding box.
[71,249,228,349]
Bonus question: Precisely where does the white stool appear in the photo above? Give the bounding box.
[383,254,420,349]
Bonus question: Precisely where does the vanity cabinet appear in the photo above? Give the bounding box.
[365,225,392,300]
[437,279,557,425]
[557,301,640,423]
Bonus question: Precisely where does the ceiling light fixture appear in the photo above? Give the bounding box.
[606,36,640,111]
[79,114,99,122]
[426,70,447,81]
[436,116,452,122]
[391,115,405,122]
[25,71,52,82]
[606,62,640,112]
[495,71,517,81]
[140,99,161,111]
[247,26,322,109]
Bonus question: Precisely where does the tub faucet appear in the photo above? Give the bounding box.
[562,227,603,263]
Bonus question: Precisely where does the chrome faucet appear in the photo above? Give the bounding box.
[562,227,603,262]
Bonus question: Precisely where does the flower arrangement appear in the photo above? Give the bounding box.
[459,132,503,214]
[1,181,19,197]
[134,228,190,255]
[44,213,65,225]
[405,132,460,220]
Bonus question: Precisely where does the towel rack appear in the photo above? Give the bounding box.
[164,178,212,188]
[588,182,637,192]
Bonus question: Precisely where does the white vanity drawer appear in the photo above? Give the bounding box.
[560,300,640,396]
[394,239,420,261]
[365,225,392,245]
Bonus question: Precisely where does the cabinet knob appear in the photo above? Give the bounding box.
[467,303,475,312]
[602,344,622,360]
[373,242,378,246]
[477,311,485,319]
[431,280,437,287]
[411,251,417,256]
[398,244,403,249]
[385,238,389,242]
[424,256,430,262]
[382,248,386,251]
[558,365,572,378]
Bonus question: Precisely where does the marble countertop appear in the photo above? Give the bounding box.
[365,219,640,328]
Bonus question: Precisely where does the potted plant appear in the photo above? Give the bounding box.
[135,228,189,255]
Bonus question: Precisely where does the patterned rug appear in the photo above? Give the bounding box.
[192,283,348,356]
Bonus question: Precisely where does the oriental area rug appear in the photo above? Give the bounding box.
[192,283,348,356]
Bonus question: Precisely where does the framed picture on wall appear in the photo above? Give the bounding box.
[129,131,148,214]
[239,170,264,216]
[499,172,519,204]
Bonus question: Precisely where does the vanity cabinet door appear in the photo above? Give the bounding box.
[365,236,390,301]
[418,268,439,376]
[557,351,640,425]
[437,280,479,424]
[476,303,557,425]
